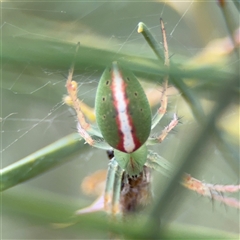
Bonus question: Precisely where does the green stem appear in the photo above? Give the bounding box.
[146,76,239,239]
[138,21,206,123]
[138,22,165,64]
[0,133,85,191]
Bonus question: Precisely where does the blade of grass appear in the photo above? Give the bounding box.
[217,0,240,58]
[138,21,205,123]
[138,22,165,63]
[146,76,239,239]
[0,133,85,191]
[137,19,239,238]
[3,187,239,239]
[2,35,233,87]
[232,0,240,12]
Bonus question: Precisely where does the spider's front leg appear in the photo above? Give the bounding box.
[140,19,179,144]
[64,43,112,150]
[104,157,124,215]
[139,19,170,131]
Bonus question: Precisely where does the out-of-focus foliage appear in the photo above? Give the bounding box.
[1,1,239,239]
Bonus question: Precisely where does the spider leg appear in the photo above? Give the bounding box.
[104,157,124,215]
[145,152,240,209]
[151,74,168,130]
[145,150,173,177]
[145,19,170,129]
[64,43,112,150]
[147,113,178,145]
[112,163,124,215]
[182,174,240,209]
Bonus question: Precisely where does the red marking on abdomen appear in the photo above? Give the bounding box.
[110,66,142,153]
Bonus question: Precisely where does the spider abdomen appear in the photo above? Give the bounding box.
[95,61,151,153]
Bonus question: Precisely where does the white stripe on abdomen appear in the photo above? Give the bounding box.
[112,63,135,153]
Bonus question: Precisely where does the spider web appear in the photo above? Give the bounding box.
[1,1,239,237]
[1,1,199,165]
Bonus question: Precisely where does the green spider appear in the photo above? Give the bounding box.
[65,19,178,215]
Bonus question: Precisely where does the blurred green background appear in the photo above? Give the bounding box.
[1,1,239,239]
